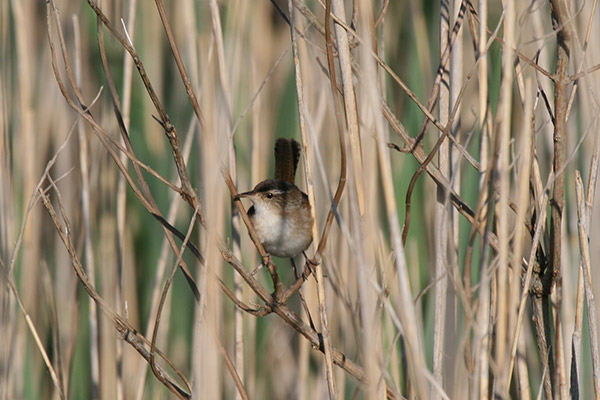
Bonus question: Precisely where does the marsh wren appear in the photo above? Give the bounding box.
[236,138,313,258]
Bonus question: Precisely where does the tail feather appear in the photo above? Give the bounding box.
[274,138,301,184]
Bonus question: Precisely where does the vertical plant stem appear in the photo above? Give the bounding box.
[208,0,246,395]
[506,78,533,396]
[495,0,514,396]
[116,1,138,399]
[575,172,600,397]
[468,1,488,393]
[433,0,450,397]
[74,16,100,400]
[331,0,364,215]
[547,1,572,398]
[549,1,570,289]
[532,295,554,398]
[571,267,584,399]
[288,1,336,397]
[12,0,40,395]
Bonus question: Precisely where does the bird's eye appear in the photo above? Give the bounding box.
[266,193,274,199]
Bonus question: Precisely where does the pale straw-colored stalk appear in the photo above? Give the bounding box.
[433,2,451,397]
[495,0,515,397]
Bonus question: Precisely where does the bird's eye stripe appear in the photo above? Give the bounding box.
[261,189,283,196]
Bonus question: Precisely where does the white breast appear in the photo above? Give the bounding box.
[250,202,312,258]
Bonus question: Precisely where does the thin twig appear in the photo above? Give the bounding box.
[38,183,192,399]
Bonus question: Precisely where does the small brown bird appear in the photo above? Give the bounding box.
[236,139,313,258]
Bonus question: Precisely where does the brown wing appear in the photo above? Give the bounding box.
[274,138,301,184]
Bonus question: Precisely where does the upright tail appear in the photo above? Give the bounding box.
[274,138,301,184]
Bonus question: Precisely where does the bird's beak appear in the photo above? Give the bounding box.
[234,190,254,201]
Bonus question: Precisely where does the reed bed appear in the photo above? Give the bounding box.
[1,0,600,399]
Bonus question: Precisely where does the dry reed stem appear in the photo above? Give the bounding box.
[527,1,574,397]
[495,0,515,396]
[448,1,464,391]
[331,0,365,216]
[11,0,41,396]
[303,0,347,272]
[115,17,139,399]
[288,1,336,398]
[432,1,451,397]
[506,78,534,392]
[572,264,585,399]
[73,15,101,399]
[205,1,247,396]
[575,172,600,397]
[353,3,397,399]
